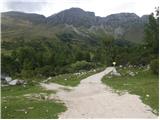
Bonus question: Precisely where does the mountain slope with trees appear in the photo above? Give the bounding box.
[1,8,158,80]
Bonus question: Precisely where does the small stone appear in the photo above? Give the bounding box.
[119,65,123,68]
[28,107,34,110]
[64,79,67,81]
[153,109,157,114]
[108,76,112,79]
[146,94,150,97]
[5,77,12,82]
[4,106,7,109]
[47,77,52,80]
[128,72,135,76]
[25,111,28,114]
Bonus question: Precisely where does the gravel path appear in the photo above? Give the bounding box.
[41,67,157,118]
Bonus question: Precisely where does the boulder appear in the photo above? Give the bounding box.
[47,77,52,80]
[5,77,12,82]
[128,72,135,76]
[110,68,121,76]
[9,79,25,85]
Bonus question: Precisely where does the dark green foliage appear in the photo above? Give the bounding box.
[1,53,20,75]
[150,59,159,74]
[144,8,159,57]
[70,61,95,72]
[144,8,159,74]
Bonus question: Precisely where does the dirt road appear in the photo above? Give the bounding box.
[41,67,156,118]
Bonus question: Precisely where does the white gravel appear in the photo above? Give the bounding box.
[41,67,157,118]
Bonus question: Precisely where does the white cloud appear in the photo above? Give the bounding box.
[1,0,159,17]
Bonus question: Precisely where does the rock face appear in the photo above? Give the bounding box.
[47,8,96,27]
[1,7,149,43]
[47,8,148,29]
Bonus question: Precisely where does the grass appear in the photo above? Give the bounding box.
[2,97,66,119]
[1,84,66,119]
[48,67,105,87]
[102,67,159,115]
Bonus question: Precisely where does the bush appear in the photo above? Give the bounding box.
[70,61,95,71]
[35,65,54,77]
[150,59,159,74]
[20,69,35,78]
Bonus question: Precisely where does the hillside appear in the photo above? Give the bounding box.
[1,8,150,78]
[2,8,149,43]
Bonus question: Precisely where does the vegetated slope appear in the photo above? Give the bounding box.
[1,7,149,43]
[1,8,150,78]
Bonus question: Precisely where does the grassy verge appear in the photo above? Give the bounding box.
[47,67,105,87]
[1,85,66,119]
[102,67,159,115]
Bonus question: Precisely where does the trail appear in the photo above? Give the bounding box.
[41,67,156,118]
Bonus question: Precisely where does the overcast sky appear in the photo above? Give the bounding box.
[0,0,159,17]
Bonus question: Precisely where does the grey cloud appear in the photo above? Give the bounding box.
[5,1,47,12]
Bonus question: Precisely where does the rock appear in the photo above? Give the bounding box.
[5,77,12,82]
[24,82,27,85]
[108,76,112,79]
[28,107,34,110]
[153,109,158,114]
[146,94,150,97]
[110,68,121,76]
[9,79,25,85]
[119,65,123,68]
[145,65,150,70]
[74,72,81,75]
[64,78,67,81]
[47,77,52,80]
[42,79,48,83]
[8,80,18,85]
[128,65,133,68]
[128,72,135,76]
[16,109,26,112]
[135,72,138,74]
[133,65,137,68]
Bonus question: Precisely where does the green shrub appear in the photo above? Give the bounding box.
[35,65,54,77]
[20,69,35,78]
[150,59,159,74]
[70,61,95,71]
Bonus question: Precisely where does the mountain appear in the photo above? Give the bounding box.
[2,11,46,24]
[47,8,96,27]
[1,8,149,43]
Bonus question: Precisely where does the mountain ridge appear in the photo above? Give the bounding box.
[1,7,149,43]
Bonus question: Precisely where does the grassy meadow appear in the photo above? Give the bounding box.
[1,84,66,119]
